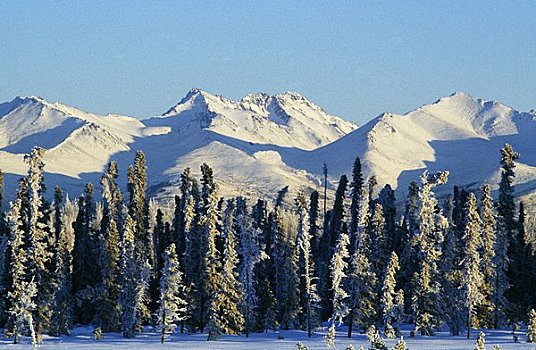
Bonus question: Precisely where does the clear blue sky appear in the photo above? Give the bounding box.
[1,1,534,124]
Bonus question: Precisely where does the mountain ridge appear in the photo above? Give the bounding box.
[0,90,534,211]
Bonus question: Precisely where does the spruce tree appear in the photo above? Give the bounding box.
[462,193,485,338]
[527,309,536,343]
[479,184,496,327]
[330,224,349,324]
[23,147,53,339]
[50,197,77,336]
[378,185,397,254]
[346,188,376,338]
[380,252,400,338]
[496,144,521,323]
[236,197,261,337]
[204,190,224,338]
[412,171,448,336]
[319,175,348,320]
[6,179,33,343]
[295,193,319,337]
[72,183,99,324]
[349,157,364,248]
[127,151,152,322]
[210,203,244,336]
[119,215,139,338]
[156,243,187,342]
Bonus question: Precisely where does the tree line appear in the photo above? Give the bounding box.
[0,143,535,346]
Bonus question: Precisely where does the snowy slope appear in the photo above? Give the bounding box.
[299,92,536,199]
[0,90,535,207]
[0,90,355,202]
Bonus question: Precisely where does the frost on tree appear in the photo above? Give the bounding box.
[412,170,448,336]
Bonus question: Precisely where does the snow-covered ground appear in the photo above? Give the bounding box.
[1,326,534,349]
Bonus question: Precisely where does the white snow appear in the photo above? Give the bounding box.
[0,325,533,349]
[0,90,535,208]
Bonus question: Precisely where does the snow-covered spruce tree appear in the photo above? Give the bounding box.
[308,190,320,268]
[441,187,465,336]
[378,184,397,255]
[23,147,53,339]
[496,144,521,323]
[330,223,349,325]
[273,208,300,330]
[392,337,408,350]
[119,214,139,338]
[0,169,9,327]
[398,181,419,317]
[474,331,486,350]
[412,170,449,336]
[319,175,348,320]
[367,175,378,209]
[295,192,319,337]
[209,202,245,337]
[204,189,224,339]
[370,203,388,281]
[380,251,400,338]
[527,309,536,342]
[50,196,78,336]
[479,184,496,327]
[72,182,100,324]
[127,151,153,322]
[346,187,376,338]
[462,193,485,339]
[366,325,387,350]
[513,202,532,318]
[349,156,364,251]
[94,162,123,331]
[156,243,187,343]
[236,197,261,337]
[5,178,32,343]
[9,278,38,346]
[326,323,336,349]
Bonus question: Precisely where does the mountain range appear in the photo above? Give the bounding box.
[1,89,535,214]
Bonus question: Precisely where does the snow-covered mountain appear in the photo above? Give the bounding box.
[0,90,535,209]
[0,90,356,201]
[296,92,536,199]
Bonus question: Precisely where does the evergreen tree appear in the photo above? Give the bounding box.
[380,252,400,338]
[370,203,388,280]
[319,175,348,320]
[50,197,77,336]
[295,193,319,337]
[5,179,32,343]
[349,157,364,248]
[346,187,376,337]
[273,208,299,330]
[378,185,397,253]
[94,162,123,331]
[210,203,244,337]
[412,171,448,335]
[156,243,187,342]
[462,193,485,338]
[204,189,224,338]
[127,151,152,322]
[330,225,349,324]
[527,309,536,343]
[475,331,486,350]
[479,184,496,327]
[72,183,99,324]
[21,148,52,339]
[119,215,139,338]
[236,197,261,337]
[496,144,521,323]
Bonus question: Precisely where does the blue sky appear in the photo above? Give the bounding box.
[1,1,534,124]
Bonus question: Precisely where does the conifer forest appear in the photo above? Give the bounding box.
[1,144,535,349]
